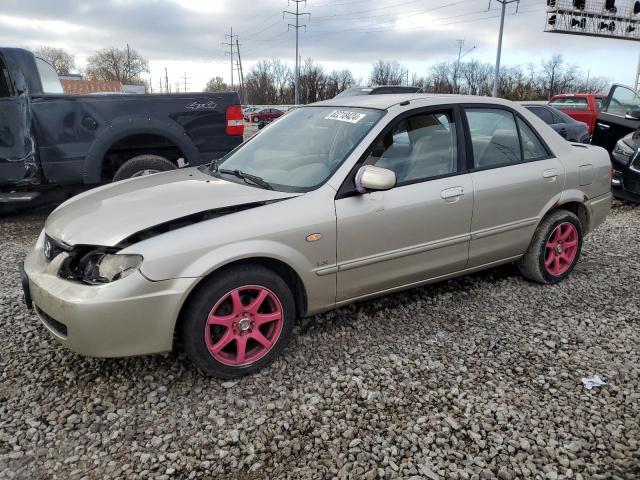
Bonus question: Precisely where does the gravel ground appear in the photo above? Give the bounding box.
[0,202,639,480]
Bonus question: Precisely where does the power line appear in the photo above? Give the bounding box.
[304,5,543,37]
[238,3,543,63]
[284,0,310,105]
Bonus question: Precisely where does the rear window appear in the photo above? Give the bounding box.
[549,97,588,110]
[595,98,605,110]
[0,56,12,97]
[527,106,554,125]
[35,57,63,94]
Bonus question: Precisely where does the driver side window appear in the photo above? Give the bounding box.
[366,111,458,185]
[606,86,640,116]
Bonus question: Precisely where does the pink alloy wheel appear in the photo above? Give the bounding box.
[544,222,578,277]
[204,285,283,366]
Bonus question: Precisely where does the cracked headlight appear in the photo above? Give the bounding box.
[77,252,143,284]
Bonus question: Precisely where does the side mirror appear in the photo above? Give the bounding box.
[625,108,640,120]
[355,165,396,193]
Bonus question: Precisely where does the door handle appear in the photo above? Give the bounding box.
[441,186,464,200]
[596,122,610,130]
[542,169,558,180]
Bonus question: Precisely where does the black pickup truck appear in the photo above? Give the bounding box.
[591,83,640,202]
[0,47,244,209]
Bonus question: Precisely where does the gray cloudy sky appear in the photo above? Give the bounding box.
[1,0,638,91]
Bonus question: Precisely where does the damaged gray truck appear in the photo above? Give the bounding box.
[0,47,244,211]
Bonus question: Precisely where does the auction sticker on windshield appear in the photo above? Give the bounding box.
[325,110,367,123]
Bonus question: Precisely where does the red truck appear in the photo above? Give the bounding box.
[548,93,606,134]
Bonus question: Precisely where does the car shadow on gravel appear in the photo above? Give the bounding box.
[297,262,520,337]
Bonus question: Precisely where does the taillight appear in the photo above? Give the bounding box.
[226,105,244,136]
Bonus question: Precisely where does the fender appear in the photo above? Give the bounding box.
[136,239,336,316]
[559,188,589,205]
[82,114,201,184]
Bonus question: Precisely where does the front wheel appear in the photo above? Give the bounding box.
[517,210,583,285]
[179,265,295,378]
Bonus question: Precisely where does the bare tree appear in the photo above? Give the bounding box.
[245,61,278,105]
[298,58,326,103]
[34,46,75,75]
[460,60,493,96]
[270,59,292,104]
[85,45,149,84]
[414,55,607,100]
[370,60,407,86]
[205,76,229,92]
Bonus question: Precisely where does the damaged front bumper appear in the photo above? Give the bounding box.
[22,232,194,357]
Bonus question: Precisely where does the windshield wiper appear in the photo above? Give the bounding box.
[217,168,273,190]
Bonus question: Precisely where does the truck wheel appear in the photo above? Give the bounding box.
[517,210,583,285]
[113,154,176,182]
[179,265,296,378]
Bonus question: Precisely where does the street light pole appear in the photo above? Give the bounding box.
[492,0,519,97]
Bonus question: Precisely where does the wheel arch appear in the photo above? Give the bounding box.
[555,201,589,233]
[174,256,309,338]
[83,115,201,184]
[554,188,591,233]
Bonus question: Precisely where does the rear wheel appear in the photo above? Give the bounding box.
[179,265,295,378]
[113,154,176,181]
[517,210,583,284]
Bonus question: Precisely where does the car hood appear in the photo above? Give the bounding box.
[45,168,298,247]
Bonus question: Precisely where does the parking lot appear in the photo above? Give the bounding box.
[0,202,638,479]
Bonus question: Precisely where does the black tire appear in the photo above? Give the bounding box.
[113,154,176,182]
[179,265,296,378]
[517,209,583,285]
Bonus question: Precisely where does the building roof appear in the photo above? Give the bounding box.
[60,79,123,94]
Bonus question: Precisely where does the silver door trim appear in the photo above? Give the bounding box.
[471,217,538,241]
[314,233,471,276]
[334,254,523,307]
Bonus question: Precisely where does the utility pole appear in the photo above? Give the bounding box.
[236,38,246,104]
[454,39,464,94]
[223,27,238,90]
[284,0,310,105]
[181,72,190,93]
[165,66,170,94]
[453,39,475,94]
[491,0,520,97]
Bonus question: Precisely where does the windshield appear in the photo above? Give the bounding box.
[215,106,384,192]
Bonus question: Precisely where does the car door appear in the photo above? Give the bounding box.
[549,110,570,139]
[0,52,34,187]
[592,85,640,154]
[334,107,473,302]
[464,106,564,267]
